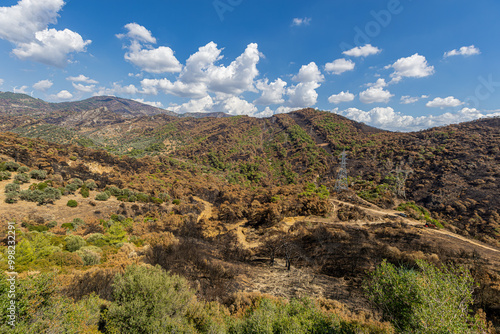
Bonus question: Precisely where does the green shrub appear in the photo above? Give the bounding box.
[3,161,20,171]
[105,224,127,245]
[69,178,83,186]
[299,183,330,200]
[86,233,108,247]
[14,173,30,184]
[5,191,18,204]
[65,183,79,193]
[79,184,89,198]
[64,235,86,252]
[18,187,61,205]
[72,218,85,230]
[46,221,58,229]
[66,200,78,208]
[61,223,74,230]
[95,192,110,201]
[5,183,20,193]
[105,264,195,333]
[27,224,49,232]
[42,187,62,204]
[76,246,102,266]
[29,169,47,180]
[150,197,163,204]
[18,166,29,173]
[37,182,48,191]
[364,259,487,333]
[106,186,122,197]
[172,199,181,205]
[111,214,126,222]
[136,192,150,203]
[84,180,97,190]
[0,171,11,180]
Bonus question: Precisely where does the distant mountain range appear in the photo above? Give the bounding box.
[0,92,230,119]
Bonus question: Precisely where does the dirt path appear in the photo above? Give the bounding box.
[192,196,213,223]
[332,198,500,254]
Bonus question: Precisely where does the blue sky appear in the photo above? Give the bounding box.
[0,0,499,131]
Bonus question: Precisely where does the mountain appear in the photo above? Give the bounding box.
[1,94,498,248]
[0,97,499,329]
[0,92,231,119]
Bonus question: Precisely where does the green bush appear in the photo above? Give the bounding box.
[86,233,108,247]
[172,199,181,205]
[150,197,163,204]
[0,272,102,333]
[27,224,49,232]
[105,264,196,333]
[84,180,97,190]
[42,187,62,204]
[79,184,90,198]
[364,259,487,333]
[106,186,122,197]
[136,192,150,203]
[5,183,20,193]
[5,191,18,204]
[65,182,79,193]
[17,166,29,173]
[18,187,61,205]
[46,221,58,229]
[14,173,30,184]
[69,178,83,187]
[67,200,78,208]
[0,171,11,180]
[299,183,330,200]
[29,169,47,180]
[76,246,102,266]
[72,218,85,230]
[3,161,20,171]
[64,235,86,252]
[61,223,74,230]
[95,192,110,201]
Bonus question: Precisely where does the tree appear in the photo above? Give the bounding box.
[105,264,195,333]
[364,259,489,333]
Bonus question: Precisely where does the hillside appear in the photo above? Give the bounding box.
[0,94,499,331]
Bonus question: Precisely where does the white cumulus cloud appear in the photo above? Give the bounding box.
[325,59,355,75]
[132,98,163,108]
[119,23,182,74]
[426,96,463,109]
[141,42,261,97]
[95,83,139,96]
[0,0,90,67]
[67,75,98,84]
[13,86,29,94]
[359,86,394,104]
[49,89,73,101]
[72,82,95,93]
[336,106,500,132]
[444,45,480,58]
[342,44,381,57]
[0,0,64,43]
[400,95,428,104]
[328,91,355,104]
[287,62,324,108]
[33,79,53,91]
[388,53,434,83]
[116,23,156,44]
[254,78,287,105]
